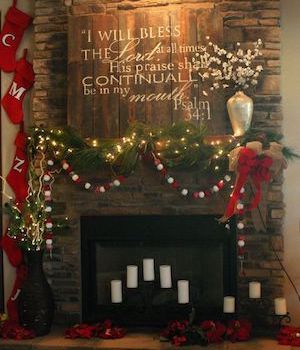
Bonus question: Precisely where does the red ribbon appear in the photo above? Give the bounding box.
[223,147,273,220]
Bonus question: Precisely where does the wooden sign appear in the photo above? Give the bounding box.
[68,6,225,138]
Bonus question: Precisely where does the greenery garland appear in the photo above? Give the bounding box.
[29,122,299,179]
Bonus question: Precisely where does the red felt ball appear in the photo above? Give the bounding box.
[193,192,199,199]
[118,175,126,183]
[160,169,167,176]
[172,181,180,189]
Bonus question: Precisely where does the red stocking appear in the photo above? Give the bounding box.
[0,0,32,72]
[6,264,27,323]
[0,232,22,267]
[6,130,29,204]
[1,49,34,124]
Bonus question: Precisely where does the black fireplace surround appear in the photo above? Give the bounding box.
[81,215,237,326]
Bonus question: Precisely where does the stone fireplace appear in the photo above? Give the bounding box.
[34,0,283,326]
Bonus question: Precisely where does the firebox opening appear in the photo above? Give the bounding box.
[81,215,237,326]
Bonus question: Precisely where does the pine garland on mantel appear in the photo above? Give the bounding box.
[28,122,299,178]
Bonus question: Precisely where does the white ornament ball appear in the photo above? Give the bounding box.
[181,189,188,196]
[47,160,54,166]
[199,191,205,198]
[240,187,245,194]
[212,185,219,192]
[85,182,91,190]
[46,239,53,245]
[72,174,79,181]
[46,222,53,229]
[43,174,51,182]
[237,222,245,230]
[100,186,106,193]
[113,179,121,187]
[157,164,164,171]
[44,190,51,197]
[224,175,231,182]
[237,240,245,247]
[237,203,244,210]
[167,177,174,184]
[62,162,69,170]
[45,206,52,213]
[225,224,230,230]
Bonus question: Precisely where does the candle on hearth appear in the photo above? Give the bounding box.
[274,297,287,315]
[111,280,122,303]
[178,280,189,304]
[160,265,172,288]
[249,281,261,299]
[143,258,155,281]
[127,265,138,288]
[223,296,235,313]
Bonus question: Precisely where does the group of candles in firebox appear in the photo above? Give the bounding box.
[110,259,288,316]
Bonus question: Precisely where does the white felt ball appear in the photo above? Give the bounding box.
[224,175,231,182]
[237,222,244,230]
[72,174,79,181]
[47,160,54,166]
[45,206,52,213]
[113,179,121,187]
[85,182,91,190]
[46,239,53,245]
[167,177,174,184]
[100,186,105,193]
[62,162,69,170]
[225,224,230,230]
[46,222,53,229]
[213,185,219,192]
[240,187,245,194]
[44,190,51,197]
[157,164,164,171]
[237,203,244,210]
[181,189,188,196]
[199,191,205,198]
[43,174,50,182]
[237,240,245,247]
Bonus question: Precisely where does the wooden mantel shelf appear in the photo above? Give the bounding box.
[0,329,292,350]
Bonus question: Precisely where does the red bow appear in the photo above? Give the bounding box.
[222,147,272,221]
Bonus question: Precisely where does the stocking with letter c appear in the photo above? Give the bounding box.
[0,0,32,72]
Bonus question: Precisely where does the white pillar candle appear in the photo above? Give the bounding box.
[160,265,172,288]
[111,280,122,303]
[274,297,287,315]
[143,258,155,281]
[127,265,138,288]
[249,281,261,299]
[178,280,189,304]
[223,296,235,313]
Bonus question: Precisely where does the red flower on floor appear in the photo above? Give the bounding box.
[96,320,126,339]
[160,320,189,339]
[65,323,96,339]
[200,320,226,343]
[277,326,300,346]
[172,335,187,346]
[226,319,252,342]
[0,321,35,340]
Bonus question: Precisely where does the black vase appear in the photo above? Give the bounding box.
[19,250,54,336]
